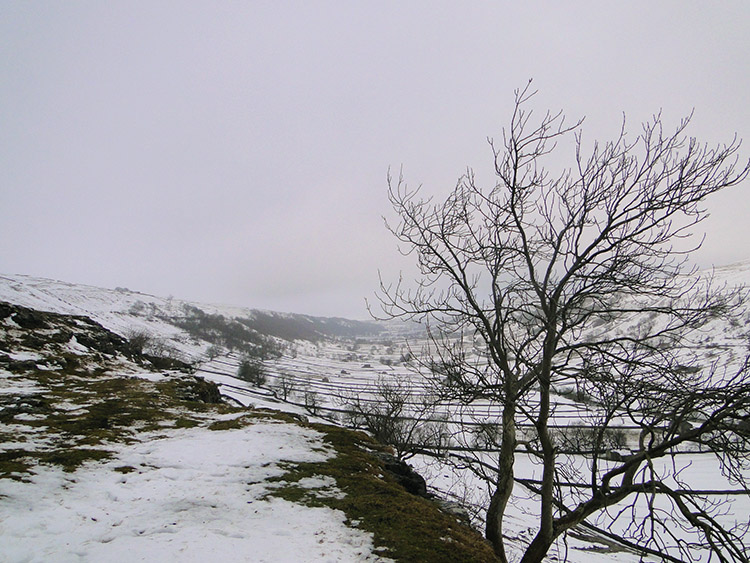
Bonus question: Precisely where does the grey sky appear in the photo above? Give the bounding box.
[2,2,749,318]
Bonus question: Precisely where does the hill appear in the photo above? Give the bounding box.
[0,299,496,562]
[1,267,749,561]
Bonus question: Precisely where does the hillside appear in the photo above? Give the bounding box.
[0,300,496,562]
[1,267,749,562]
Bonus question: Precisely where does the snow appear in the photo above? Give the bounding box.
[5,351,43,362]
[0,421,390,563]
[64,336,91,356]
[0,372,44,396]
[2,269,749,561]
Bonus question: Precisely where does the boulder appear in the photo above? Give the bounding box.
[172,376,223,404]
[372,451,427,497]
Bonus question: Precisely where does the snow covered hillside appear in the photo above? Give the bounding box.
[0,296,496,562]
[1,265,749,562]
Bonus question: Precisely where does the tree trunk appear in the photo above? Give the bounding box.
[485,403,516,562]
[519,333,557,563]
[519,534,553,563]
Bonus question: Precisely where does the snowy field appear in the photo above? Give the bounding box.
[1,271,749,561]
[0,418,390,563]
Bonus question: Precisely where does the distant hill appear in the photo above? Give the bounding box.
[0,273,401,346]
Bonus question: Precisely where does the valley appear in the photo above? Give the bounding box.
[1,270,749,561]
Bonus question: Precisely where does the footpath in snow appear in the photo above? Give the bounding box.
[0,417,391,563]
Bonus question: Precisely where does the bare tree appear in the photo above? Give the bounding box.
[272,371,296,401]
[303,387,320,416]
[204,344,225,362]
[237,356,266,387]
[377,83,750,562]
[340,375,450,461]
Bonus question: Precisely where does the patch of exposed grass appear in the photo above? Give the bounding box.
[174,417,201,429]
[0,446,112,476]
[114,465,136,474]
[266,423,498,563]
[40,377,185,441]
[206,409,304,431]
[0,367,246,477]
[1,304,249,477]
[38,448,112,472]
[207,415,255,431]
[0,449,34,480]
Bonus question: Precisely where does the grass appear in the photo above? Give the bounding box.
[264,423,498,562]
[0,450,34,479]
[0,367,245,478]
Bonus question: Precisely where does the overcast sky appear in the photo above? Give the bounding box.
[2,2,749,318]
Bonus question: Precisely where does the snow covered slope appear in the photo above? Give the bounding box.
[2,265,749,562]
[0,273,388,351]
[0,297,496,562]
